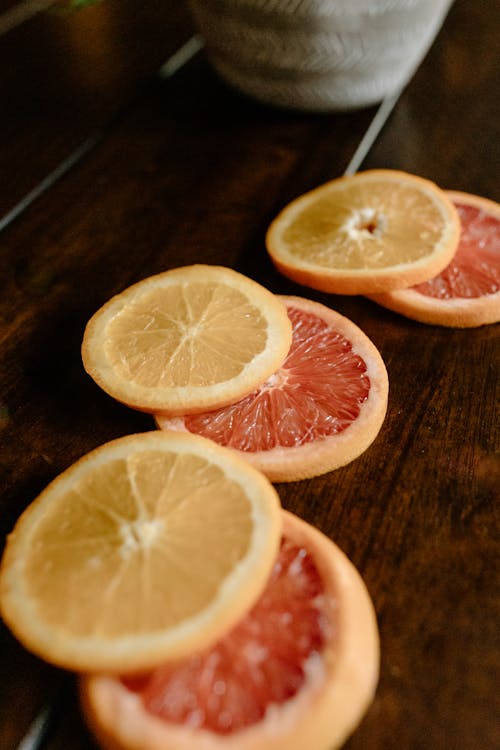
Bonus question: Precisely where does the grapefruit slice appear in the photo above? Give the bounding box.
[156,296,388,482]
[368,191,500,327]
[81,265,293,416]
[81,510,379,750]
[266,169,460,295]
[0,432,282,673]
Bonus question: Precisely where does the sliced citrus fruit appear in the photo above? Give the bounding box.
[368,191,500,327]
[156,296,388,482]
[81,510,379,750]
[266,169,460,295]
[0,432,282,673]
[81,265,293,416]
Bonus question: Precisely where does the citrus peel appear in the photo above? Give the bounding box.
[156,296,388,482]
[82,265,293,416]
[368,190,500,327]
[80,510,379,750]
[0,431,282,673]
[266,169,460,295]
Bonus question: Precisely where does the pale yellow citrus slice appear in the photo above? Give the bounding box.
[156,296,388,482]
[368,191,500,327]
[266,170,460,295]
[0,431,282,673]
[81,510,379,750]
[81,265,293,416]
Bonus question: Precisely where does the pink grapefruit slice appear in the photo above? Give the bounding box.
[156,296,388,482]
[81,510,380,750]
[368,191,500,327]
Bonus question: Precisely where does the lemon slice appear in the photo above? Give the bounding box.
[266,170,460,295]
[0,432,282,673]
[82,265,293,415]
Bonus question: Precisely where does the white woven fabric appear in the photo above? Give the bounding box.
[188,0,454,110]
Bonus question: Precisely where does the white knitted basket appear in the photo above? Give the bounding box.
[188,0,454,111]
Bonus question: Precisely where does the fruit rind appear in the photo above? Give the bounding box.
[157,296,389,482]
[368,191,500,327]
[80,510,380,750]
[266,170,461,295]
[368,289,500,328]
[0,431,282,673]
[81,265,293,416]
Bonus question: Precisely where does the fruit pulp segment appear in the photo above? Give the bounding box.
[281,181,448,269]
[183,306,370,452]
[123,537,330,734]
[413,203,500,299]
[24,451,253,635]
[106,283,268,387]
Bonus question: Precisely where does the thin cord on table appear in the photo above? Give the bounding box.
[0,35,204,235]
[344,89,402,176]
[16,703,56,750]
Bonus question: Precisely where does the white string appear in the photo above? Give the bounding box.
[16,703,54,750]
[158,35,204,79]
[344,89,402,176]
[0,36,203,233]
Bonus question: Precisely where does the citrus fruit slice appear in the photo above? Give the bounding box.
[81,265,293,416]
[156,296,388,482]
[266,169,460,295]
[0,432,282,673]
[81,510,379,750]
[368,191,500,327]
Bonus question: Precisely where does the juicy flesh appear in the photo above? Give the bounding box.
[123,537,330,734]
[182,306,370,452]
[413,203,500,299]
[25,451,253,635]
[106,283,268,387]
[282,180,448,269]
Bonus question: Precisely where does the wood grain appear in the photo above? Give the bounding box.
[0,0,498,748]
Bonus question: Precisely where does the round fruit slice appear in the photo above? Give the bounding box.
[82,265,293,416]
[266,169,460,295]
[156,296,388,482]
[368,191,500,327]
[81,510,379,750]
[0,432,282,673]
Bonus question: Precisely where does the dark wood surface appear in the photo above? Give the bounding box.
[1,1,499,748]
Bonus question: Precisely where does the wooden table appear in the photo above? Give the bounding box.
[1,1,498,748]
